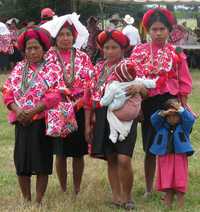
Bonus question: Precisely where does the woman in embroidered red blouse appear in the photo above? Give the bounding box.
[129,7,192,199]
[42,14,94,195]
[2,28,61,204]
[85,30,146,210]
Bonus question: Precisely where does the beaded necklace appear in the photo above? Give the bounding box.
[55,47,76,88]
[20,61,45,95]
[96,62,116,89]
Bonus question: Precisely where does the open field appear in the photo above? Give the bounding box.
[0,71,200,212]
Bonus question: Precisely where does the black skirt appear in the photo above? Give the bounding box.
[141,93,176,153]
[14,119,53,176]
[52,109,88,157]
[91,107,137,159]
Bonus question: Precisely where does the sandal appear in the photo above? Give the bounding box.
[106,201,122,209]
[123,201,135,210]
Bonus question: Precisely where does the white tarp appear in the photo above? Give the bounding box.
[81,0,200,3]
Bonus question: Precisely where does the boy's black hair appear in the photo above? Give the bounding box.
[163,98,179,110]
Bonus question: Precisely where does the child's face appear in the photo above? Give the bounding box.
[166,113,180,126]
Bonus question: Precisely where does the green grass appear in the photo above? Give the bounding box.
[0,71,200,211]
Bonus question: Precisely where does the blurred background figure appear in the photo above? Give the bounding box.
[6,18,19,47]
[85,16,102,64]
[0,22,13,71]
[40,7,55,25]
[107,13,122,31]
[122,14,141,46]
[169,23,188,45]
[6,18,22,68]
[122,14,141,57]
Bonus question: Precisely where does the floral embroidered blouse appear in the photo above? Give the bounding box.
[0,34,14,54]
[2,60,61,123]
[87,60,120,109]
[45,47,94,104]
[44,47,94,137]
[130,42,192,97]
[46,47,94,107]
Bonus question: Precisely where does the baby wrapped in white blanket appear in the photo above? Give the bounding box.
[100,60,156,143]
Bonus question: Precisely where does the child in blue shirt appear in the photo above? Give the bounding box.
[150,98,195,208]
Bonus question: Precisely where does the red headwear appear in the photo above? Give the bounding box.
[61,21,78,40]
[41,8,55,19]
[18,27,52,52]
[114,60,136,82]
[96,30,129,49]
[142,7,175,31]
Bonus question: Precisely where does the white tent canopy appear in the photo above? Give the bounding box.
[81,0,200,3]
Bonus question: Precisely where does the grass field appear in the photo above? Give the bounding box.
[0,71,200,212]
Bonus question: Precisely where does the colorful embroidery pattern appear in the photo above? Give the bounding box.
[3,61,50,110]
[130,43,179,91]
[44,47,94,137]
[91,61,118,103]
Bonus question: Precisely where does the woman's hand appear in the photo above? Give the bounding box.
[16,103,45,126]
[15,109,35,126]
[84,109,95,143]
[126,84,147,97]
[85,125,94,144]
[16,108,29,124]
[8,103,28,125]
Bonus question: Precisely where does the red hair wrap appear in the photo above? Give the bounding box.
[142,7,175,30]
[97,30,129,49]
[18,27,52,52]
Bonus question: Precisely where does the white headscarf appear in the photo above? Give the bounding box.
[40,12,89,49]
[0,22,10,35]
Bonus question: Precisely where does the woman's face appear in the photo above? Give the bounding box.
[25,39,44,64]
[56,27,74,50]
[103,39,123,63]
[149,21,169,44]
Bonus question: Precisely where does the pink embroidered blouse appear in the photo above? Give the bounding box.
[2,60,61,123]
[44,47,94,137]
[87,60,121,108]
[130,42,192,97]
[45,47,94,107]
